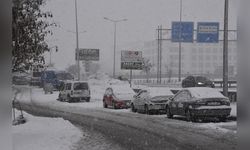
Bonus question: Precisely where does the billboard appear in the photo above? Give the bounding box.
[121,51,143,70]
[76,49,99,61]
[197,22,219,43]
[172,22,194,42]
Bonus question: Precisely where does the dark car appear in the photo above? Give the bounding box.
[12,72,31,85]
[182,76,215,88]
[103,85,135,109]
[166,87,231,122]
[41,70,74,90]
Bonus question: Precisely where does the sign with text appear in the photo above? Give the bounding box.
[76,49,99,61]
[121,51,143,70]
[197,22,219,43]
[171,22,194,43]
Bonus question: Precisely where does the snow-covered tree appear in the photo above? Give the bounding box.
[12,0,56,72]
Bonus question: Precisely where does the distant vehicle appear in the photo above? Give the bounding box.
[182,76,215,88]
[12,72,31,85]
[103,85,135,109]
[166,87,231,122]
[41,70,74,90]
[131,87,174,114]
[29,63,47,87]
[58,81,90,103]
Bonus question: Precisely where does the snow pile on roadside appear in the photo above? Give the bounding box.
[13,112,82,150]
[198,121,237,133]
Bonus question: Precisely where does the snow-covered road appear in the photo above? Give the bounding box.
[13,85,237,150]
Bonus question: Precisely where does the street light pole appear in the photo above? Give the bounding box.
[223,0,229,97]
[113,22,117,78]
[178,0,183,82]
[75,0,80,81]
[104,17,127,78]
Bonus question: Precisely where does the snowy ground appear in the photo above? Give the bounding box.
[13,112,82,150]
[12,74,237,150]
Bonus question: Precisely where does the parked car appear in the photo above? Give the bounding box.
[103,85,135,109]
[12,72,31,85]
[166,87,231,122]
[41,70,74,90]
[131,87,174,114]
[58,81,90,102]
[182,76,215,88]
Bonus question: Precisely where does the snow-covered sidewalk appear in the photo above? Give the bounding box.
[13,112,82,150]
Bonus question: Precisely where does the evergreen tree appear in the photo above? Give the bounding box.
[12,0,56,72]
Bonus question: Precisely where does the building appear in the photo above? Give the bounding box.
[117,40,237,79]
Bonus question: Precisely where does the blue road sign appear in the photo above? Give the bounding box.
[197,22,219,43]
[172,22,194,43]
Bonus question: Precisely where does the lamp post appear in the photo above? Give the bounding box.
[223,0,229,97]
[75,0,80,80]
[104,17,127,78]
[178,0,183,82]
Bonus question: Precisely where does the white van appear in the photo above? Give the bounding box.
[58,81,90,102]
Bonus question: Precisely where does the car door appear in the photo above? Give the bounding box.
[106,88,113,106]
[177,90,191,116]
[171,92,183,115]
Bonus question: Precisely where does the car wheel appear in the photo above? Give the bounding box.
[58,94,62,101]
[86,97,90,102]
[67,95,72,103]
[166,106,173,119]
[103,101,107,108]
[131,103,137,112]
[112,102,117,109]
[186,109,195,122]
[144,105,150,115]
[219,117,227,122]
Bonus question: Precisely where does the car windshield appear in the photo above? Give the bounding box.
[45,71,56,79]
[56,72,73,80]
[73,82,88,90]
[188,87,225,99]
[195,76,209,82]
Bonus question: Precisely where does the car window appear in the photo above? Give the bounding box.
[174,91,190,102]
[105,88,113,95]
[73,82,89,90]
[66,83,72,90]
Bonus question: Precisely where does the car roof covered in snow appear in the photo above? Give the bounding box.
[108,85,135,94]
[186,87,226,99]
[142,87,174,97]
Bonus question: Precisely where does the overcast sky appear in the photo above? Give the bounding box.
[43,0,237,73]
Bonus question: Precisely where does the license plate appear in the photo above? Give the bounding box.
[207,102,220,106]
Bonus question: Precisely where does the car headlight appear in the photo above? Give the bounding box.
[197,82,204,85]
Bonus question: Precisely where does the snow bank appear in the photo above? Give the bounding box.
[13,112,82,150]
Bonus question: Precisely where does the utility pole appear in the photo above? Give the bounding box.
[75,0,80,81]
[178,0,183,82]
[104,17,127,78]
[223,0,229,96]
